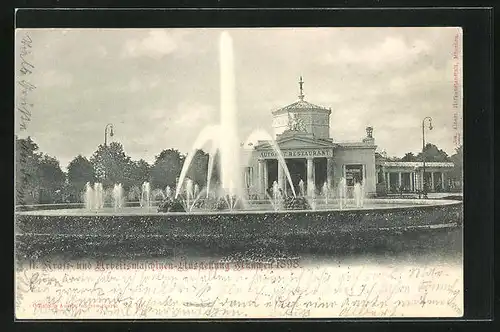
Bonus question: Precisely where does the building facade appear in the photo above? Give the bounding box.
[375,159,455,194]
[241,78,455,198]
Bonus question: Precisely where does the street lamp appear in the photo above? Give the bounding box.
[422,117,433,197]
[104,123,114,146]
[103,123,115,184]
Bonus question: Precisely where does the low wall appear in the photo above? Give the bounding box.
[15,202,462,260]
[15,201,162,212]
[16,202,462,236]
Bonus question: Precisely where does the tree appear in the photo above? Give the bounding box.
[68,155,95,185]
[126,159,151,188]
[207,150,221,189]
[186,150,210,187]
[15,136,67,204]
[416,143,450,162]
[67,155,95,202]
[449,145,463,189]
[90,142,132,189]
[15,136,42,205]
[401,152,417,162]
[127,185,141,202]
[36,155,66,203]
[150,149,185,190]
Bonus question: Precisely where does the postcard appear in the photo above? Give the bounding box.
[15,27,463,319]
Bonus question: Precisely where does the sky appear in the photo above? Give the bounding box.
[15,27,463,170]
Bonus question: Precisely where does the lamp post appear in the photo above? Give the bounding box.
[103,123,115,184]
[104,123,114,147]
[421,117,433,197]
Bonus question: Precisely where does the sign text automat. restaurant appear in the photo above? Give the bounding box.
[259,149,333,159]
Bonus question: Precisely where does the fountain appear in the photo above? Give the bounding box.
[174,32,296,211]
[140,182,151,209]
[244,129,297,198]
[174,31,244,201]
[298,179,305,197]
[112,183,124,211]
[338,177,347,210]
[94,183,104,210]
[353,181,365,208]
[194,184,200,199]
[84,182,94,210]
[218,31,241,199]
[83,182,105,210]
[14,30,463,261]
[205,143,218,198]
[322,181,329,205]
[270,180,282,211]
[185,178,194,209]
[165,186,172,199]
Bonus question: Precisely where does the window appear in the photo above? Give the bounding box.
[345,164,364,186]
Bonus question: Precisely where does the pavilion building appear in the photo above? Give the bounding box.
[241,77,454,198]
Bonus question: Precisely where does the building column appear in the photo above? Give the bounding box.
[283,161,288,193]
[387,172,391,190]
[418,170,423,190]
[263,160,268,193]
[307,157,314,197]
[326,157,334,190]
[277,160,284,192]
[258,159,265,197]
[431,172,435,192]
[411,172,415,192]
[398,172,402,189]
[441,172,445,191]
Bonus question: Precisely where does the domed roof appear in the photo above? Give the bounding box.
[271,76,331,115]
[271,99,331,115]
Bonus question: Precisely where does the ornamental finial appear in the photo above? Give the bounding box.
[298,76,304,100]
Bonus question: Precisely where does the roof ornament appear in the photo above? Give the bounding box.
[366,126,373,138]
[298,76,305,101]
[287,112,307,132]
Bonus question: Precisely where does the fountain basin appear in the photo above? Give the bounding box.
[15,199,462,259]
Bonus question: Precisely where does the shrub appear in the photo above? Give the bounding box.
[157,198,186,212]
[283,196,311,210]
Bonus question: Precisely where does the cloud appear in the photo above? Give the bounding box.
[319,37,431,69]
[16,28,461,168]
[391,63,451,92]
[173,102,216,127]
[122,30,181,59]
[331,107,367,141]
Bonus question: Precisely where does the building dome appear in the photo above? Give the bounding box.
[271,99,331,116]
[271,76,332,139]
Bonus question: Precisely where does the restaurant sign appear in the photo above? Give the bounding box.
[259,149,333,159]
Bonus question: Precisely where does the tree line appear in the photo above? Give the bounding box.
[15,136,462,205]
[15,136,221,205]
[380,143,453,163]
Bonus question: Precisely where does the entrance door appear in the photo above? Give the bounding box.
[266,159,278,192]
[314,158,327,191]
[285,159,306,195]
